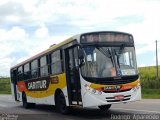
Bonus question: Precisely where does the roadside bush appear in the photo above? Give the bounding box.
[139,66,160,89]
[0,78,11,94]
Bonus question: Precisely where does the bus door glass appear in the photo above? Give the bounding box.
[11,69,18,101]
[66,46,82,105]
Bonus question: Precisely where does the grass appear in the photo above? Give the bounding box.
[139,66,160,98]
[142,88,160,99]
[0,78,11,94]
[139,66,160,89]
[139,66,160,82]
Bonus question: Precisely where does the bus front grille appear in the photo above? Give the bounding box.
[106,95,131,103]
[103,89,131,93]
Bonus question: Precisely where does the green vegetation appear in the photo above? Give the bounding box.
[142,88,160,99]
[139,66,160,82]
[139,66,160,98]
[0,78,11,94]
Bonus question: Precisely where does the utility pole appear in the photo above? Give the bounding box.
[156,40,158,80]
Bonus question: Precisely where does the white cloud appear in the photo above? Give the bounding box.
[0,0,9,6]
[0,27,27,59]
[138,64,146,67]
[9,26,26,40]
[0,26,28,76]
[35,24,48,38]
[0,29,7,41]
[0,26,26,42]
[6,15,20,22]
[0,57,16,76]
[0,44,14,58]
[18,0,39,13]
[27,35,69,57]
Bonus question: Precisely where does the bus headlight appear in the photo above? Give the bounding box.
[91,88,96,94]
[132,83,141,92]
[85,84,90,90]
[85,84,102,95]
[98,90,102,95]
[136,83,141,90]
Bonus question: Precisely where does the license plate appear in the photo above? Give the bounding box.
[114,95,124,100]
[104,85,121,91]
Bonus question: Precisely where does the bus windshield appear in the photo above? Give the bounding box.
[80,46,138,78]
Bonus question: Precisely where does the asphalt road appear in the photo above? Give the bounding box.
[0,95,160,120]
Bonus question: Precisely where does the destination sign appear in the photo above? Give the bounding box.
[80,32,133,43]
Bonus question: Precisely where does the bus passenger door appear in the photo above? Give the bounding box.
[11,69,18,101]
[65,46,82,105]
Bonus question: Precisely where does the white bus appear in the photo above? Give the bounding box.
[10,31,141,114]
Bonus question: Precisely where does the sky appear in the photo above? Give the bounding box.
[0,0,160,76]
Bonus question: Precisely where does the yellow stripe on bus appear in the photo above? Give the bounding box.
[90,79,140,89]
[26,73,67,98]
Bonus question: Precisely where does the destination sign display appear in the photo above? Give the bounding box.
[80,32,133,43]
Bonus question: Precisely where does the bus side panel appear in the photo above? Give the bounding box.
[16,73,69,105]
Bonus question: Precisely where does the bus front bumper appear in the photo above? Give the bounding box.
[82,85,141,108]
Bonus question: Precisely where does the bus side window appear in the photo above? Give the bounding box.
[24,63,31,80]
[51,50,62,75]
[18,66,23,81]
[11,69,17,83]
[10,70,13,83]
[47,54,52,75]
[31,60,38,79]
[40,56,48,77]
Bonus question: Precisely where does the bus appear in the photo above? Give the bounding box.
[10,31,141,114]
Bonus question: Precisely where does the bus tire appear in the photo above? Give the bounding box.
[98,104,111,111]
[22,93,35,108]
[55,92,70,114]
[22,93,29,108]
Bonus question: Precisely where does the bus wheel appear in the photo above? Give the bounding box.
[22,93,35,108]
[22,93,29,108]
[55,92,70,114]
[98,104,111,111]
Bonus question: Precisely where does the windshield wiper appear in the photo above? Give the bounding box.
[114,44,126,68]
[118,43,126,54]
[96,47,114,66]
[114,49,120,68]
